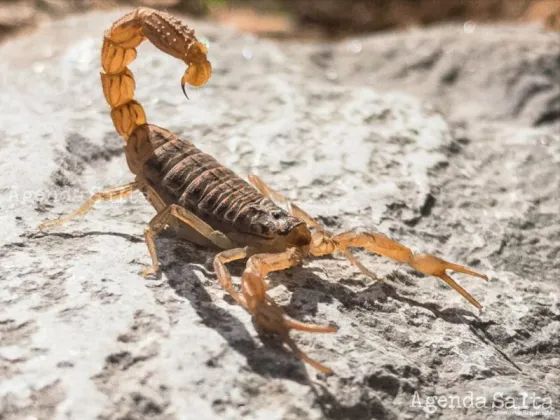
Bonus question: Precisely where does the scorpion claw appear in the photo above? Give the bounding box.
[409,254,487,310]
[254,298,336,373]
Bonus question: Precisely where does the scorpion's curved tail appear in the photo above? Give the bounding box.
[101,7,211,140]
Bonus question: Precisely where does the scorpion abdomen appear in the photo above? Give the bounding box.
[128,124,304,242]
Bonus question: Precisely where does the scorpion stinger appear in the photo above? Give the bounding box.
[181,81,190,100]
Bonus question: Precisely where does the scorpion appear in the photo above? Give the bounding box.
[40,7,488,373]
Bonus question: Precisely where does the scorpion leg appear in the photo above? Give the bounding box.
[248,174,377,280]
[311,231,488,309]
[214,247,337,373]
[248,174,322,230]
[39,182,140,230]
[143,203,232,277]
[214,247,251,307]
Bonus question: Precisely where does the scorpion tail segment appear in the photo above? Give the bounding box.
[101,69,136,109]
[101,8,211,137]
[180,42,212,97]
[101,38,137,75]
[135,8,212,92]
[184,42,212,85]
[138,8,197,61]
[181,59,212,88]
[106,8,144,48]
[101,35,144,139]
[110,100,147,139]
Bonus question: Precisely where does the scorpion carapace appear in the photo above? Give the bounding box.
[39,7,489,373]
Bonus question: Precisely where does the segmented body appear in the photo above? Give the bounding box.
[127,124,305,249]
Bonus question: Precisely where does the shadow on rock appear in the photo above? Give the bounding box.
[156,235,313,383]
[282,264,482,325]
[281,265,522,373]
[310,381,397,420]
[156,236,383,420]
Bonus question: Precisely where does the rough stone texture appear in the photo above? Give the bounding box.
[1,10,559,420]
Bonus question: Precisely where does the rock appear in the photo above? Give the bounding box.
[0,1,209,41]
[0,0,35,30]
[0,9,559,420]
[282,0,560,34]
[133,0,208,17]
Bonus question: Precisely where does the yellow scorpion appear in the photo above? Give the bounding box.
[40,7,488,373]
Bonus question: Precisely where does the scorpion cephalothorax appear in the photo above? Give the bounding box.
[40,7,488,373]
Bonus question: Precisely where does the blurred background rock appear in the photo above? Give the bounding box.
[1,0,558,41]
[283,0,560,35]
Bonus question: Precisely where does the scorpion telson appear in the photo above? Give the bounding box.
[39,7,488,373]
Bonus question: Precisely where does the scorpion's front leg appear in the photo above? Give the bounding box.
[249,174,377,280]
[311,231,488,309]
[39,182,140,230]
[143,202,233,277]
[214,247,337,373]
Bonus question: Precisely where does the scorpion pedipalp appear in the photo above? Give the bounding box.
[311,231,488,310]
[251,174,487,310]
[214,247,336,372]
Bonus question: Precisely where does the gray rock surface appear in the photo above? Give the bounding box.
[1,9,559,420]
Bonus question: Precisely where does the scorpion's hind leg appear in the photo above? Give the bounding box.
[39,182,140,230]
[143,201,233,277]
[214,247,337,373]
[312,231,488,309]
[249,174,378,281]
